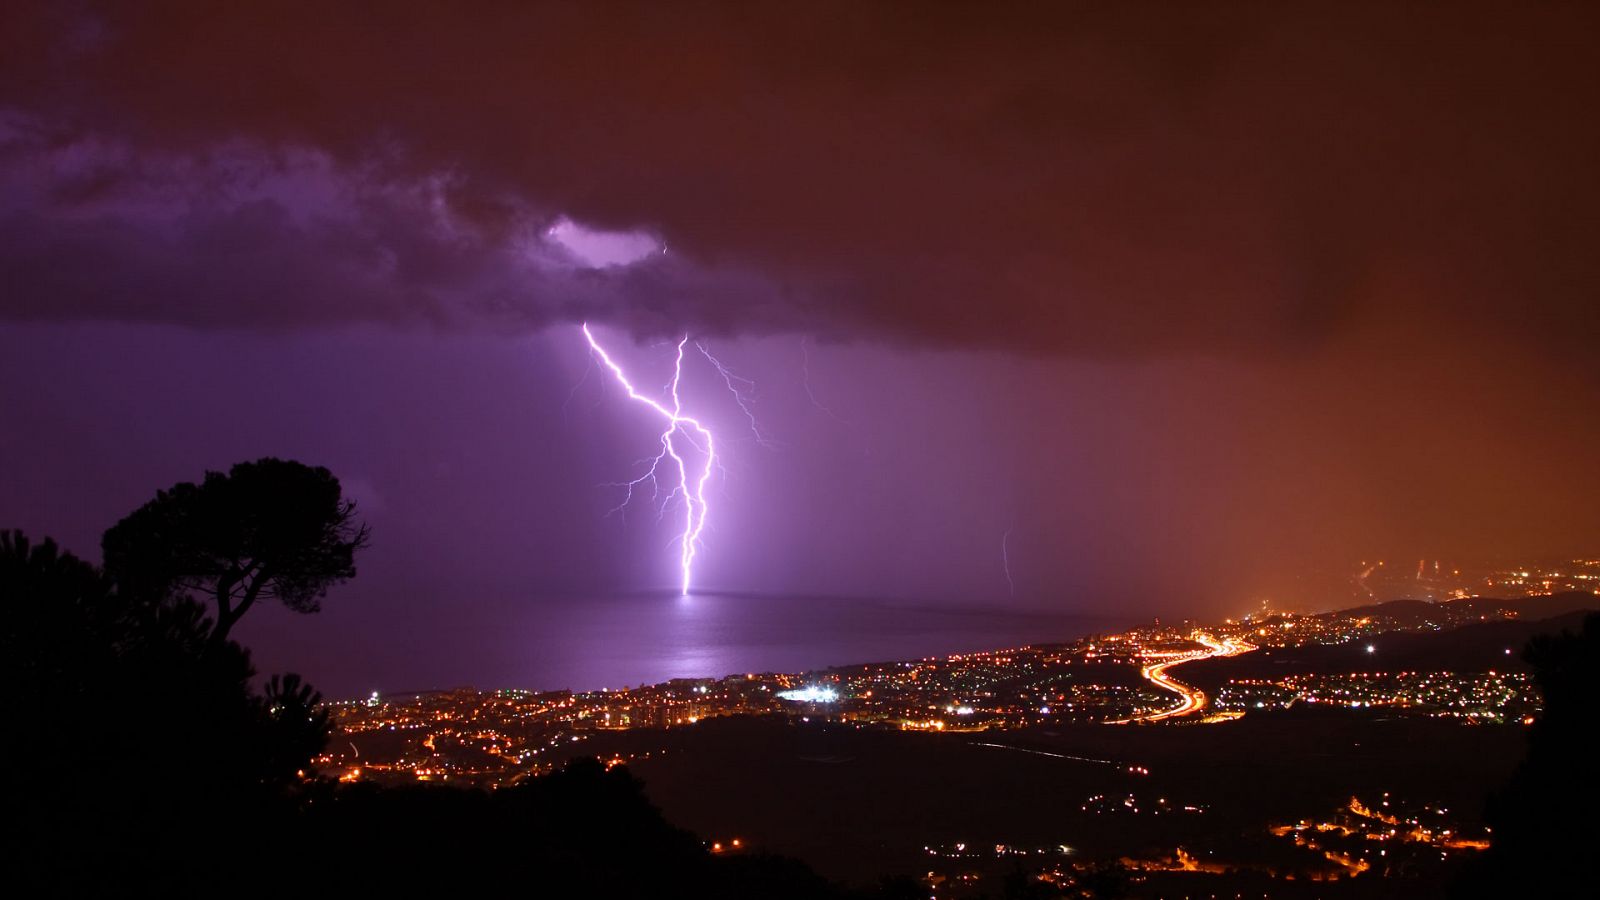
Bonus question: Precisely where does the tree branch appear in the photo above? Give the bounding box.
[216,563,273,643]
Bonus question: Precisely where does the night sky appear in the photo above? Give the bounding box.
[3,3,1598,690]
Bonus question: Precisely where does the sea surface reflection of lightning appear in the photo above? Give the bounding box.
[581,324,716,595]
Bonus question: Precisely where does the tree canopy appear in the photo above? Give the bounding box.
[102,457,368,642]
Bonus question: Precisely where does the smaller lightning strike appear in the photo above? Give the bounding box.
[1354,562,1377,599]
[801,336,846,423]
[561,353,596,424]
[1001,526,1016,597]
[582,324,716,595]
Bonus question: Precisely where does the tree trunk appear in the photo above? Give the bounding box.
[211,571,239,644]
[211,565,271,645]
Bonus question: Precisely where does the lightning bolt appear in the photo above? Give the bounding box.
[582,324,716,595]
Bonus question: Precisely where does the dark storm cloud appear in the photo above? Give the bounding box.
[0,1,1596,355]
[0,120,795,335]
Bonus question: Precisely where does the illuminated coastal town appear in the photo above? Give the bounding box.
[325,577,1585,784]
[320,572,1596,897]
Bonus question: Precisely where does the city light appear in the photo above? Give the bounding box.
[776,686,839,703]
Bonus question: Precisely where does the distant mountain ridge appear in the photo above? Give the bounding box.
[1327,590,1598,626]
[1193,593,1599,685]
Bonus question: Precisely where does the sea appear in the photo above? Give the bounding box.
[366,592,1129,697]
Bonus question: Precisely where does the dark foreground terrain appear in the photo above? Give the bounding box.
[559,711,1525,894]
